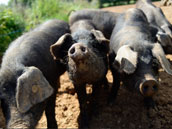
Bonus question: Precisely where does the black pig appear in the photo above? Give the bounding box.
[109,8,172,106]
[50,20,109,128]
[0,19,70,128]
[136,0,172,53]
[69,9,120,39]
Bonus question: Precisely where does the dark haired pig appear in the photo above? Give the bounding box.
[0,19,70,128]
[69,9,120,39]
[109,8,172,106]
[136,0,172,53]
[50,20,109,128]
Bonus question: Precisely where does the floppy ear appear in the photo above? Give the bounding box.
[91,29,110,53]
[115,45,138,74]
[156,31,172,47]
[120,58,137,74]
[16,66,54,113]
[152,43,172,75]
[50,33,73,60]
[161,24,172,38]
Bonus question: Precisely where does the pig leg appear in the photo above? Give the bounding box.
[45,93,57,128]
[108,70,120,104]
[74,84,89,128]
[45,79,58,129]
[108,53,120,104]
[103,77,109,90]
[91,81,102,115]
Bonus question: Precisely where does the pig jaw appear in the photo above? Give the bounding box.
[5,105,43,129]
[6,107,32,129]
[67,49,107,85]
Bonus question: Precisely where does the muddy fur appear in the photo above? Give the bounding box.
[68,47,106,85]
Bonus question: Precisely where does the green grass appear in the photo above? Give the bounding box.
[99,0,161,8]
[24,0,98,30]
[0,9,25,56]
[0,0,98,55]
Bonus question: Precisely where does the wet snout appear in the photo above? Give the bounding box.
[140,79,159,97]
[68,43,89,62]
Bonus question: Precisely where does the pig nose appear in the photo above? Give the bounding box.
[68,44,88,60]
[140,80,159,97]
[69,46,86,54]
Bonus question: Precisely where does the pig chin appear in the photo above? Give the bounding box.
[67,52,106,84]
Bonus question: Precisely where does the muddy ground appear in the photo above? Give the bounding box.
[1,2,172,129]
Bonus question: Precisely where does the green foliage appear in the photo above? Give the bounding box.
[0,9,25,56]
[0,0,97,56]
[99,0,161,7]
[8,0,35,7]
[24,0,98,30]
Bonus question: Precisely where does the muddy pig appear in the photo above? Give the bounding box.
[69,9,120,39]
[109,8,172,107]
[0,19,70,128]
[50,19,109,128]
[136,0,172,54]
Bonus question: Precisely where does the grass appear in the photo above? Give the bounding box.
[0,0,98,55]
[99,0,161,7]
[21,0,98,30]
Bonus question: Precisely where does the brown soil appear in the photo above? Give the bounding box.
[1,2,172,129]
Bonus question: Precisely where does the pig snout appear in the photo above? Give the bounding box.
[68,43,89,62]
[139,79,159,97]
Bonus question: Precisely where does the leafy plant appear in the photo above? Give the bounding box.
[24,0,98,30]
[0,9,25,56]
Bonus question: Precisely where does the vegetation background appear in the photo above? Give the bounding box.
[0,0,160,57]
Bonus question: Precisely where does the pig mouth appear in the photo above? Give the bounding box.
[68,56,91,72]
[67,52,106,84]
[68,52,90,64]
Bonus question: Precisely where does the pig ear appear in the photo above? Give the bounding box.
[156,32,172,48]
[50,33,73,60]
[161,25,172,37]
[16,66,54,113]
[115,45,138,74]
[91,29,110,53]
[152,43,172,75]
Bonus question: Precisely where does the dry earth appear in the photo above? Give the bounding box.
[1,2,172,129]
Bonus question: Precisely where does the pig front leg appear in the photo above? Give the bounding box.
[74,84,90,128]
[108,53,121,104]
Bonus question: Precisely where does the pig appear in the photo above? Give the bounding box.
[69,9,120,39]
[136,0,172,53]
[161,0,172,6]
[0,19,70,128]
[109,8,172,107]
[50,19,109,128]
